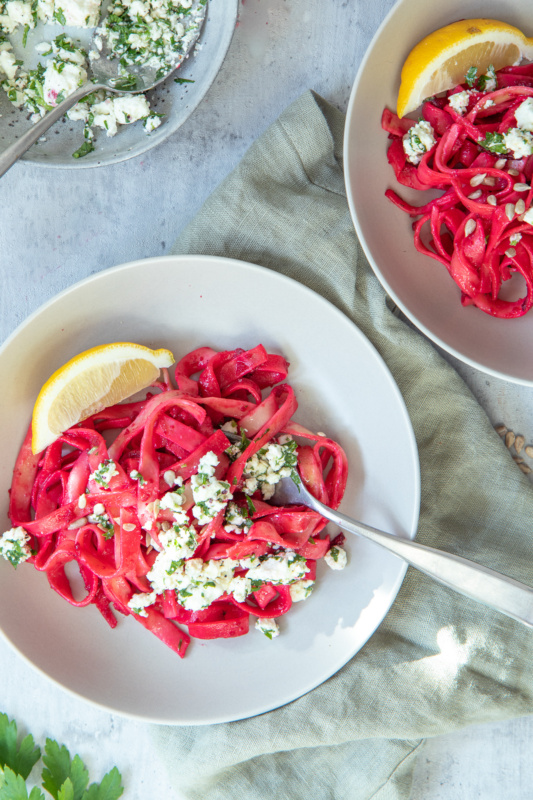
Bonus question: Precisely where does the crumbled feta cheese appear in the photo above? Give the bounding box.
[0,526,32,567]
[0,0,33,33]
[128,590,157,617]
[159,487,185,514]
[190,452,232,525]
[241,440,299,499]
[255,617,279,639]
[148,555,238,611]
[93,0,206,80]
[0,45,18,80]
[324,546,347,570]
[402,120,436,165]
[480,65,497,92]
[514,97,533,132]
[224,501,252,534]
[289,579,315,602]
[244,551,307,585]
[163,469,179,487]
[448,90,472,115]
[230,574,252,603]
[220,419,239,434]
[87,509,114,538]
[503,128,533,158]
[90,459,120,487]
[129,469,146,485]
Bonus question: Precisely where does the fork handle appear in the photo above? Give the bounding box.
[320,503,533,627]
[0,82,106,178]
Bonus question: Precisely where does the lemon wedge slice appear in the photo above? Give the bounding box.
[31,342,175,454]
[397,18,533,118]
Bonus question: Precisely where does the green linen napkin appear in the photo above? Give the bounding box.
[156,90,533,800]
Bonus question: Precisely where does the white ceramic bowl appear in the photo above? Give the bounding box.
[1,0,238,169]
[0,255,419,723]
[345,0,533,385]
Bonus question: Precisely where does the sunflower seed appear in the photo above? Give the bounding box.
[470,173,486,187]
[468,189,483,200]
[516,198,526,215]
[519,462,532,474]
[505,431,516,448]
[525,445,533,458]
[505,203,515,220]
[495,158,507,169]
[515,435,525,454]
[487,195,497,206]
[495,424,507,436]
[508,168,520,176]
[464,219,477,237]
[68,517,88,530]
[514,183,530,192]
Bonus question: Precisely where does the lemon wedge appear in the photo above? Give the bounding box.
[397,18,533,118]
[31,342,175,454]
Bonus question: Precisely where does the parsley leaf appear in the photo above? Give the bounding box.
[72,141,95,159]
[82,768,123,800]
[465,66,477,87]
[478,131,508,154]
[0,713,41,780]
[1,766,46,800]
[42,739,88,800]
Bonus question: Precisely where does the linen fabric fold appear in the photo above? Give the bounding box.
[155,90,533,800]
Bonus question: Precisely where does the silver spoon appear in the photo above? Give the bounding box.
[0,1,207,177]
[248,446,533,628]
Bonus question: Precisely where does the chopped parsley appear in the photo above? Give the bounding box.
[478,131,508,154]
[465,66,478,87]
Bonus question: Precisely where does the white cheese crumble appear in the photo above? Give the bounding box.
[0,0,33,33]
[224,500,252,534]
[289,579,314,602]
[503,128,533,159]
[514,97,533,132]
[255,617,279,639]
[402,120,436,165]
[148,556,240,612]
[91,0,204,80]
[190,452,232,525]
[40,0,101,27]
[241,440,298,500]
[0,526,32,567]
[448,90,472,116]
[128,590,157,616]
[244,551,308,584]
[90,458,119,487]
[324,546,347,570]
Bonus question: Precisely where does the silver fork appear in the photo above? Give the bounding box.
[227,433,533,627]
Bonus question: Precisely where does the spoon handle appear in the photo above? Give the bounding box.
[0,82,105,178]
[319,502,533,627]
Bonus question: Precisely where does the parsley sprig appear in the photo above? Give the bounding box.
[0,713,123,800]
